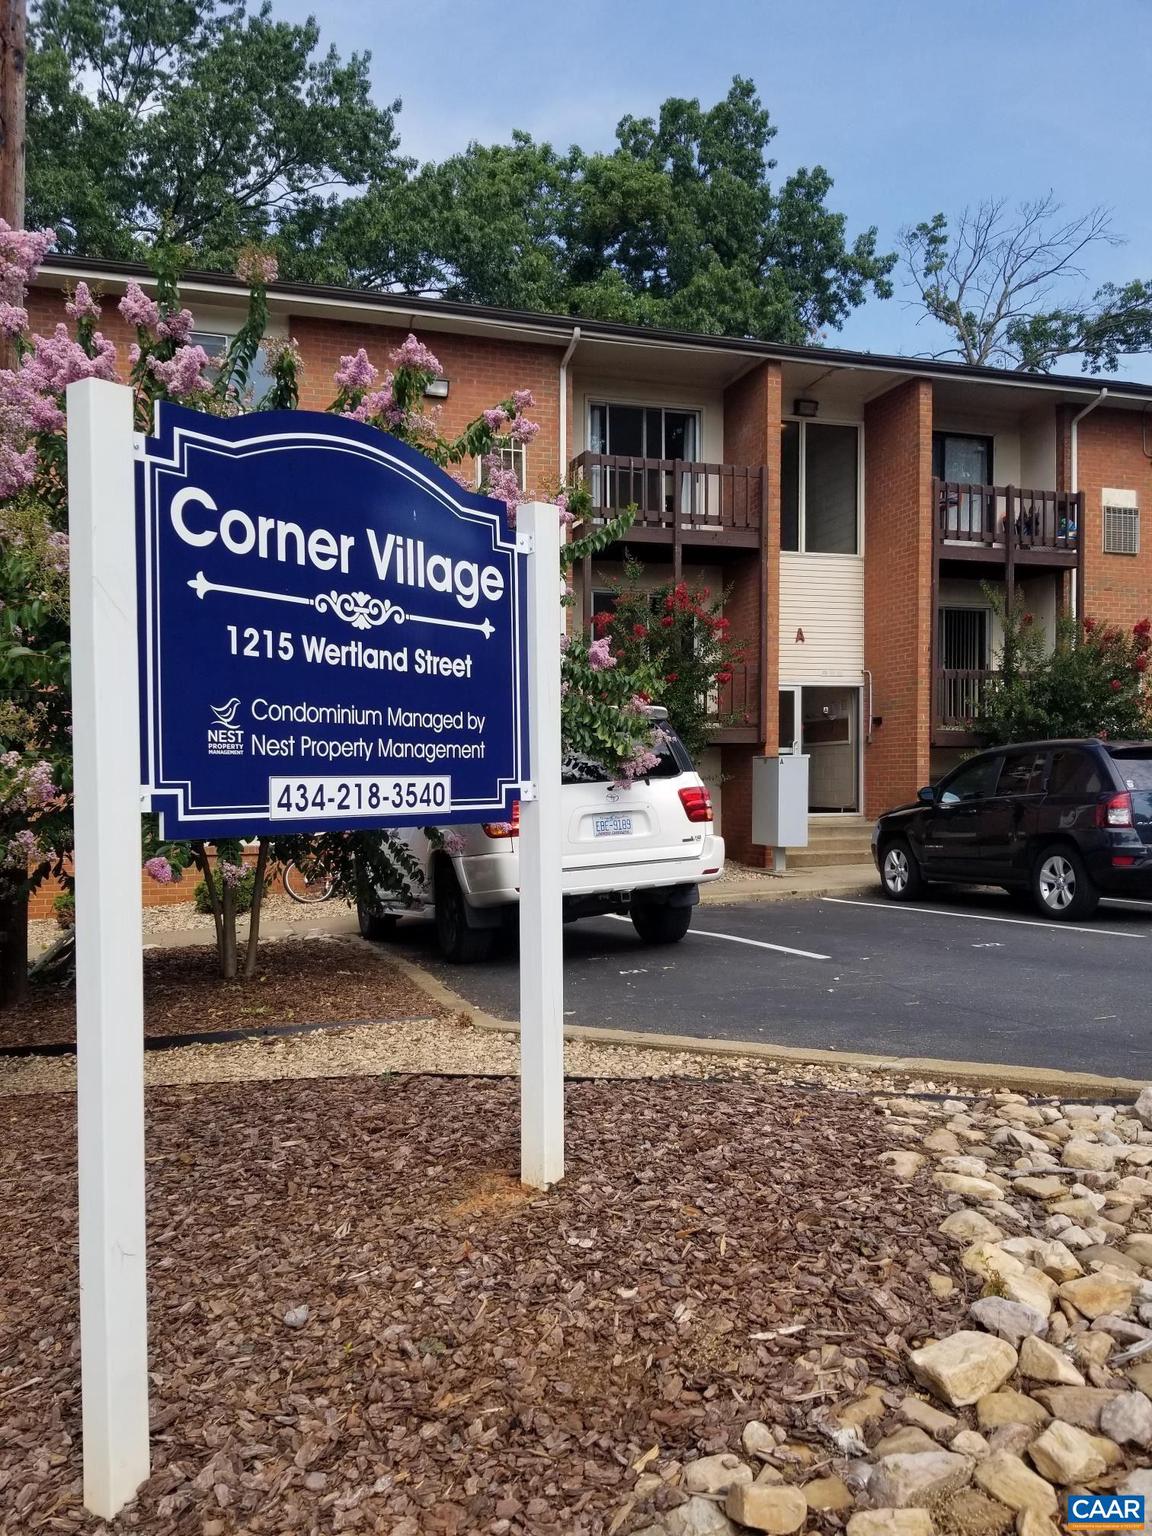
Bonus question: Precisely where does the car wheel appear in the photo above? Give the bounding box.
[1032,844,1099,921]
[434,863,494,963]
[357,903,398,942]
[879,836,925,901]
[630,903,693,944]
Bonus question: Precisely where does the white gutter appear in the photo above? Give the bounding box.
[1069,388,1108,620]
[558,325,580,481]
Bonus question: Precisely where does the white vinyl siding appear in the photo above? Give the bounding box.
[778,552,864,682]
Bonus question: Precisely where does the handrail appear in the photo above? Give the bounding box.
[934,478,1081,552]
[570,451,765,533]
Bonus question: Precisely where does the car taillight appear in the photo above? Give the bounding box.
[1098,791,1134,828]
[678,785,713,823]
[482,801,520,838]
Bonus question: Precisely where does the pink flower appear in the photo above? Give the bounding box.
[148,344,213,396]
[556,491,573,526]
[21,323,117,392]
[587,636,616,671]
[119,281,160,333]
[482,454,523,527]
[508,415,539,444]
[0,221,54,305]
[441,831,467,855]
[483,406,508,432]
[235,247,278,286]
[144,855,174,884]
[346,379,396,423]
[219,860,245,888]
[334,347,378,395]
[0,302,26,336]
[615,749,660,785]
[512,388,535,412]
[44,529,69,574]
[157,307,195,344]
[65,281,100,321]
[390,333,442,375]
[0,440,37,496]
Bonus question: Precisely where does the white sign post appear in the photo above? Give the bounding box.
[67,378,151,1518]
[516,502,564,1189]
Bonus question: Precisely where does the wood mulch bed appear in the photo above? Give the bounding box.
[0,1072,969,1535]
[0,937,444,1052]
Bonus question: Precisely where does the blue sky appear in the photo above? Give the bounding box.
[281,0,1152,378]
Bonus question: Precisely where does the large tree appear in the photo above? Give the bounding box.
[27,0,403,267]
[901,194,1152,373]
[27,11,893,344]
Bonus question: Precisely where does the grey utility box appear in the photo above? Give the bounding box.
[752,754,810,849]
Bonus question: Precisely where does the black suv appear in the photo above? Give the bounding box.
[873,739,1152,919]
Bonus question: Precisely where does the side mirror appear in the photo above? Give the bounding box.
[917,785,936,805]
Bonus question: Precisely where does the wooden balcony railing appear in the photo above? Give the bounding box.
[570,452,766,542]
[935,668,995,730]
[712,661,761,739]
[935,480,1081,556]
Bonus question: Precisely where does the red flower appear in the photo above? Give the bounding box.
[664,672,679,683]
[1022,612,1034,626]
[1111,678,1123,691]
[1135,618,1151,636]
[593,608,612,631]
[714,617,730,631]
[632,623,648,640]
[1135,655,1149,673]
[660,615,675,628]
[715,671,732,684]
[1084,616,1098,633]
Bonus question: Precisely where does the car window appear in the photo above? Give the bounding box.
[1048,749,1104,797]
[939,755,1001,804]
[998,749,1047,797]
[1107,751,1152,791]
[561,727,692,785]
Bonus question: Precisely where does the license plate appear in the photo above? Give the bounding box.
[593,814,633,837]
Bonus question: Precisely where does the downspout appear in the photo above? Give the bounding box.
[1069,387,1107,620]
[558,325,580,481]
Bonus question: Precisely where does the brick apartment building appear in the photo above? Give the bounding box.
[28,255,1152,873]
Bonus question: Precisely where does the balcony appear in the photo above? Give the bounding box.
[712,661,762,744]
[935,668,994,738]
[569,452,766,550]
[934,480,1082,566]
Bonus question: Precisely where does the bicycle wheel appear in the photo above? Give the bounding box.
[282,859,335,904]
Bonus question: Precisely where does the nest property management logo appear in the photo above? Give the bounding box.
[1065,1491,1146,1529]
[207,697,244,756]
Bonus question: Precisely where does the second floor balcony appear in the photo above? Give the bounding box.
[935,479,1082,565]
[569,452,767,550]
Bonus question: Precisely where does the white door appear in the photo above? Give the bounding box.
[778,687,802,754]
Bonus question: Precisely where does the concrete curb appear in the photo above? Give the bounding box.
[386,953,1147,1103]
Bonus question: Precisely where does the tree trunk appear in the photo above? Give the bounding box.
[0,883,28,1011]
[192,842,224,962]
[0,0,26,229]
[220,878,236,980]
[242,839,269,979]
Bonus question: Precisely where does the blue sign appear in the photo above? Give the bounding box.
[136,403,527,838]
[1066,1492,1146,1529]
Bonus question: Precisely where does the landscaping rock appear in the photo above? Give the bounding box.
[898,1397,958,1436]
[847,1513,934,1536]
[999,1271,1055,1317]
[1059,1272,1139,1320]
[1027,1419,1108,1484]
[802,1475,853,1512]
[961,1242,1026,1282]
[935,1172,1008,1202]
[1063,1140,1116,1172]
[1100,1390,1152,1449]
[1124,1234,1152,1267]
[976,1389,1051,1429]
[665,1497,740,1536]
[936,1489,1014,1533]
[950,1429,991,1460]
[1018,1335,1085,1386]
[973,1451,1059,1519]
[723,1482,807,1533]
[867,1450,973,1508]
[969,1297,1049,1347]
[1014,1177,1069,1201]
[1133,1086,1152,1130]
[741,1422,776,1460]
[910,1332,1018,1407]
[987,1423,1042,1457]
[940,1209,1004,1244]
[1015,1513,1059,1536]
[684,1454,753,1495]
[1031,1386,1122,1430]
[873,1427,940,1457]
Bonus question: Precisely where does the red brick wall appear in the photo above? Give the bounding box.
[863,379,934,816]
[720,361,781,864]
[28,844,272,918]
[289,317,563,495]
[1073,408,1152,630]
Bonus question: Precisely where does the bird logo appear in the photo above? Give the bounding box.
[210,698,242,727]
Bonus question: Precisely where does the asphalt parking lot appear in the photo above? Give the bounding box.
[385,887,1152,1079]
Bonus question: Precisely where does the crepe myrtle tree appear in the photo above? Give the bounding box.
[0,232,656,989]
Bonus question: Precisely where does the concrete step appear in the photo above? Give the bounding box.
[786,846,875,870]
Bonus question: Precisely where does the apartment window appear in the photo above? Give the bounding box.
[1103,491,1139,555]
[780,420,859,553]
[939,606,990,671]
[192,329,276,405]
[588,400,700,516]
[477,441,527,491]
[932,432,993,485]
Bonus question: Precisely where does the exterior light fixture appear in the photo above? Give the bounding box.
[793,397,819,418]
[424,377,450,399]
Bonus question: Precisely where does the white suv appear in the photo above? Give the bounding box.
[357,711,725,962]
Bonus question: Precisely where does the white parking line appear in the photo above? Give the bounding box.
[606,913,829,960]
[822,897,1144,940]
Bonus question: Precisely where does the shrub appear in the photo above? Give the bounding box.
[194,867,258,916]
[52,891,74,930]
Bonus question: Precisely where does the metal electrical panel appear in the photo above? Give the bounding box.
[752,755,810,847]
